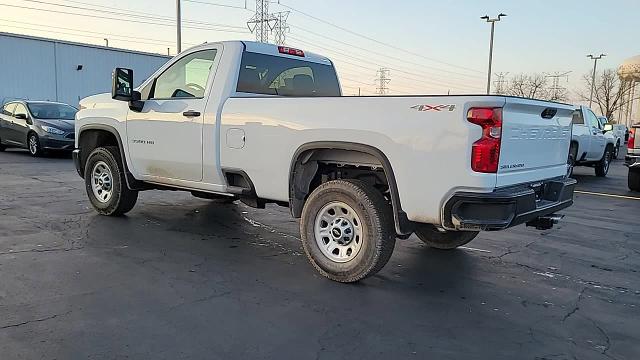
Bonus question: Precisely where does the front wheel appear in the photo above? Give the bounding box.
[85,146,138,216]
[613,142,621,159]
[595,146,612,177]
[414,224,479,250]
[300,179,396,283]
[629,169,640,192]
[28,133,43,157]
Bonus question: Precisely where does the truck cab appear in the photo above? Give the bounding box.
[569,106,616,177]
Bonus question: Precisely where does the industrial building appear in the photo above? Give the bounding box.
[0,32,170,107]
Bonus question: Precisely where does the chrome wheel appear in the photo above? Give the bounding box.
[604,150,611,173]
[314,201,363,263]
[28,135,38,155]
[91,161,113,203]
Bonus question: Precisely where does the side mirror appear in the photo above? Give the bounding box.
[603,124,613,132]
[14,113,27,120]
[112,68,134,101]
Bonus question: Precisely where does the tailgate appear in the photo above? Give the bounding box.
[496,98,574,187]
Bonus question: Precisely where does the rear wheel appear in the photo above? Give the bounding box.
[613,141,621,159]
[85,146,138,216]
[0,139,5,151]
[629,169,640,192]
[414,224,479,250]
[300,179,396,283]
[28,133,43,157]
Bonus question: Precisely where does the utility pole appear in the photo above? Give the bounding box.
[493,72,509,95]
[375,68,391,95]
[481,13,506,94]
[272,11,290,45]
[247,0,276,43]
[544,71,571,102]
[176,0,182,53]
[587,54,606,108]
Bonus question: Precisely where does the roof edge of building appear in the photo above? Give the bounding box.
[0,31,172,59]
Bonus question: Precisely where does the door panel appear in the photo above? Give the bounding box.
[126,48,218,183]
[9,104,30,146]
[584,109,604,160]
[0,103,16,144]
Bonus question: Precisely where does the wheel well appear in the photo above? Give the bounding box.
[78,129,119,175]
[289,143,411,235]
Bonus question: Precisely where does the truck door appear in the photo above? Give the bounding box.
[584,109,605,160]
[571,108,591,161]
[126,49,219,182]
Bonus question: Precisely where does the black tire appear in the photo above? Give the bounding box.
[28,133,44,157]
[629,169,640,192]
[414,224,479,250]
[300,179,396,283]
[84,146,138,216]
[595,146,613,177]
[0,139,5,152]
[613,141,621,159]
[567,143,578,178]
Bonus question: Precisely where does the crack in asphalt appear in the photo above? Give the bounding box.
[562,287,586,322]
[0,311,72,330]
[0,247,83,256]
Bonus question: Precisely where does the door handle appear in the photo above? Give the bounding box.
[183,111,201,117]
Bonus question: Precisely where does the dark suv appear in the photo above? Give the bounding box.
[0,101,77,156]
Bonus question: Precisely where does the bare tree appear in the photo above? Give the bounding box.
[506,74,552,100]
[577,69,636,122]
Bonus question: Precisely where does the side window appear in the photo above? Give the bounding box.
[13,104,28,118]
[586,110,601,130]
[2,103,15,116]
[151,49,217,99]
[571,110,584,125]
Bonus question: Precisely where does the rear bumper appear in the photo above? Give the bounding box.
[625,154,640,168]
[443,177,576,231]
[72,149,83,178]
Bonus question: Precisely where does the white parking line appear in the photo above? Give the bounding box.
[575,190,640,201]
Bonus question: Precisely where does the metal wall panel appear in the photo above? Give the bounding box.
[0,33,170,107]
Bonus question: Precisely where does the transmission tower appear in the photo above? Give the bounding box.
[375,68,391,95]
[493,72,509,95]
[247,0,276,43]
[272,11,290,45]
[544,71,571,101]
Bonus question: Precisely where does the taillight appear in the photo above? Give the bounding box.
[278,46,305,57]
[468,108,503,173]
[629,128,636,149]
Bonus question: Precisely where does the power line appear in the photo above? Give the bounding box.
[182,0,251,11]
[289,24,483,81]
[2,3,250,33]
[275,2,483,75]
[544,71,571,102]
[493,72,509,95]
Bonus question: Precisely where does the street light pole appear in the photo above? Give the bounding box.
[176,0,182,54]
[481,13,506,95]
[103,38,108,47]
[587,54,606,108]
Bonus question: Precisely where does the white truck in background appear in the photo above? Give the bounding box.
[568,106,617,177]
[73,41,576,282]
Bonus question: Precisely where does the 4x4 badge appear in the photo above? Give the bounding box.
[411,104,456,112]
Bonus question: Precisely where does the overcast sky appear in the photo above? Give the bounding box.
[1,0,638,99]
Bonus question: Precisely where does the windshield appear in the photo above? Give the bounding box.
[27,103,77,120]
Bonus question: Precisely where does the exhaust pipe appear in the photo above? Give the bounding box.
[526,214,564,230]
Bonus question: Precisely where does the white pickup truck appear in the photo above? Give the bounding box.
[568,106,616,177]
[73,41,576,282]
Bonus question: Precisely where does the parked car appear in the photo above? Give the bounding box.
[568,106,616,177]
[597,116,625,158]
[625,124,639,191]
[0,100,77,156]
[73,41,576,283]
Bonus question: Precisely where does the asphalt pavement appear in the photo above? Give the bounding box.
[0,148,638,360]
